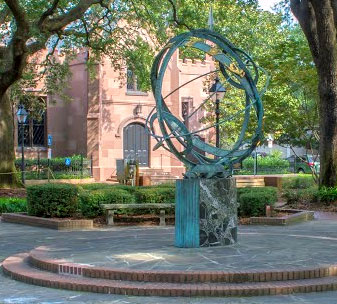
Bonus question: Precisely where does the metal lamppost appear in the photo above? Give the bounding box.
[16,107,28,184]
[210,76,226,148]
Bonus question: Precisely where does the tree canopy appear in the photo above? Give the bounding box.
[184,1,319,151]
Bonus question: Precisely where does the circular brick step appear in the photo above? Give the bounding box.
[29,248,337,284]
[4,253,337,297]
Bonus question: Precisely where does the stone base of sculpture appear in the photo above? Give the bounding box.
[175,177,237,248]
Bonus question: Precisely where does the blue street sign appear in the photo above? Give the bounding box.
[65,158,71,166]
[48,134,53,146]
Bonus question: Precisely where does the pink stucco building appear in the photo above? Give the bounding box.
[16,50,215,182]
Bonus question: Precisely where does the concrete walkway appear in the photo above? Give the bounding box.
[2,217,337,303]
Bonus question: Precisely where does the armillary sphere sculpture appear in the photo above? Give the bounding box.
[146,29,268,178]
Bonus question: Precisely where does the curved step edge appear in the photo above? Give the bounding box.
[29,248,337,284]
[3,253,337,297]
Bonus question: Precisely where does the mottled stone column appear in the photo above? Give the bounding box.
[175,177,237,248]
[199,178,237,247]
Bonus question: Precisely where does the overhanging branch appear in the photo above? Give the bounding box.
[42,0,101,32]
[38,0,61,28]
[167,0,191,30]
[4,0,28,29]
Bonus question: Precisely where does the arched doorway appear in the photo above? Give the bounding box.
[123,122,149,166]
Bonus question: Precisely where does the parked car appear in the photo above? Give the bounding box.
[286,154,320,174]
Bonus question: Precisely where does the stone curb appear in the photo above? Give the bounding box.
[1,213,93,230]
[29,248,337,284]
[4,253,337,297]
[250,210,314,225]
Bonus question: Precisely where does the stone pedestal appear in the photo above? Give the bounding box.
[175,178,237,248]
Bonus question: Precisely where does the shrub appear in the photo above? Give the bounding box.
[282,187,318,205]
[282,176,318,206]
[283,186,337,205]
[26,184,79,218]
[242,155,290,174]
[282,176,316,190]
[134,187,175,204]
[238,187,278,217]
[132,187,175,215]
[317,187,337,203]
[78,185,176,218]
[145,183,175,188]
[79,191,104,218]
[80,183,139,192]
[0,197,27,214]
[79,188,135,218]
[80,183,118,191]
[282,189,298,205]
[110,185,139,193]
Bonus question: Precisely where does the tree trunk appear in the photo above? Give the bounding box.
[0,91,21,188]
[318,71,337,187]
[290,0,337,188]
[314,2,337,187]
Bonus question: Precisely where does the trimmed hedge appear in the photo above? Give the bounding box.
[78,184,175,218]
[23,183,176,219]
[80,183,120,191]
[238,187,278,217]
[27,184,79,218]
[79,188,135,218]
[0,197,27,214]
[134,188,175,204]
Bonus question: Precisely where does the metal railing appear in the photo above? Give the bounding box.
[14,155,92,180]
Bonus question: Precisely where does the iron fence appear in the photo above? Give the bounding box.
[15,155,92,180]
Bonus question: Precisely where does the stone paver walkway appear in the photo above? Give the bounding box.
[2,217,337,303]
[29,221,337,271]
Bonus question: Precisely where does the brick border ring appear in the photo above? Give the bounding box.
[3,246,337,297]
[27,247,337,283]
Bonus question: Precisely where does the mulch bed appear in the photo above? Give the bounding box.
[0,188,26,198]
[287,201,337,213]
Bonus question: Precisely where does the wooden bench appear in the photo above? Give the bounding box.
[101,203,175,226]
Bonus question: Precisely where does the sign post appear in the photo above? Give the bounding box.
[65,158,71,166]
[47,134,52,146]
[47,134,52,181]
